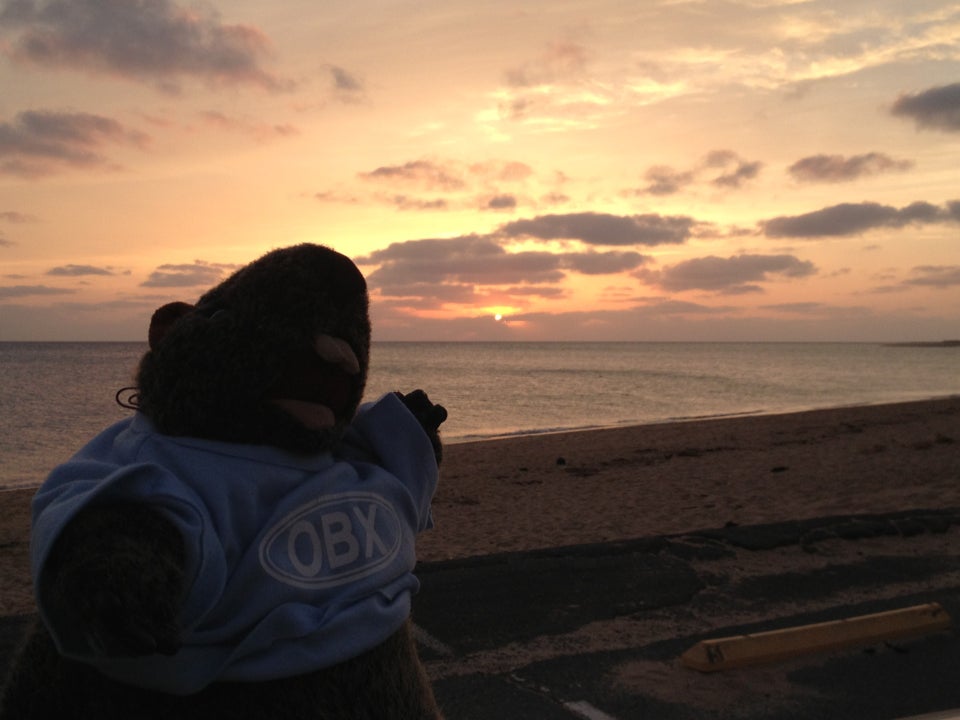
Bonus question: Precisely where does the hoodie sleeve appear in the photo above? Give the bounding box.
[31,422,227,655]
[344,393,439,531]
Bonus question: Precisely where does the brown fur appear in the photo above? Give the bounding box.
[1,619,439,719]
[0,245,444,719]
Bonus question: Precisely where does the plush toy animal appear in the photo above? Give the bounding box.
[0,244,447,719]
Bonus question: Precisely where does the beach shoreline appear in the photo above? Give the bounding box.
[441,392,960,445]
[1,396,958,616]
[416,395,960,561]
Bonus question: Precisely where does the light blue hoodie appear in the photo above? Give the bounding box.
[31,392,438,695]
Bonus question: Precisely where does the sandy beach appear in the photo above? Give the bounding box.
[418,395,960,561]
[1,396,958,618]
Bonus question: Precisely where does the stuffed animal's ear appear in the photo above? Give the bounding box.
[148,302,195,350]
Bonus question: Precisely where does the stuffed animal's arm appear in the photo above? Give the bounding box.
[396,389,447,465]
[39,503,186,657]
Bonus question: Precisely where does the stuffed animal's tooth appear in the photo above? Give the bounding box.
[313,335,360,375]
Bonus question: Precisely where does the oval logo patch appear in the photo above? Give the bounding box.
[259,492,402,590]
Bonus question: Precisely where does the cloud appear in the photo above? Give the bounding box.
[0,109,148,177]
[141,260,233,288]
[788,153,914,183]
[324,158,549,213]
[313,190,361,205]
[540,191,570,206]
[358,234,649,303]
[198,111,298,140]
[636,298,729,315]
[329,65,362,92]
[368,297,742,343]
[642,254,817,294]
[499,212,697,246]
[560,251,649,275]
[469,160,534,182]
[485,194,517,211]
[891,82,960,133]
[358,160,467,191]
[373,281,568,313]
[762,200,960,238]
[0,297,161,340]
[638,165,696,196]
[361,235,565,288]
[704,150,763,189]
[0,210,37,223]
[631,150,763,196]
[382,195,449,211]
[904,266,960,288]
[374,282,480,305]
[498,285,567,299]
[0,284,76,298]
[504,38,589,88]
[713,160,763,188]
[46,264,113,276]
[761,302,829,314]
[490,35,623,132]
[0,0,287,92]
[327,65,365,102]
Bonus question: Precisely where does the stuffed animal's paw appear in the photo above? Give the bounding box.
[396,389,447,465]
[42,504,186,658]
[68,585,182,657]
[398,389,447,431]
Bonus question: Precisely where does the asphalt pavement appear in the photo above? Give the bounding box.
[2,509,959,719]
[414,509,960,719]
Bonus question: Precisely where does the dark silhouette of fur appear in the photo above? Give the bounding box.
[0,244,445,719]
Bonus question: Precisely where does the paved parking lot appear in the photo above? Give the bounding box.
[414,510,960,719]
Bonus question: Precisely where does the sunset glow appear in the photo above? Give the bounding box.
[1,0,958,341]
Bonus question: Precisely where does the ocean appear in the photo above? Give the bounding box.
[1,341,958,490]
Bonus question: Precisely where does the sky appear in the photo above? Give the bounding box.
[1,0,958,342]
